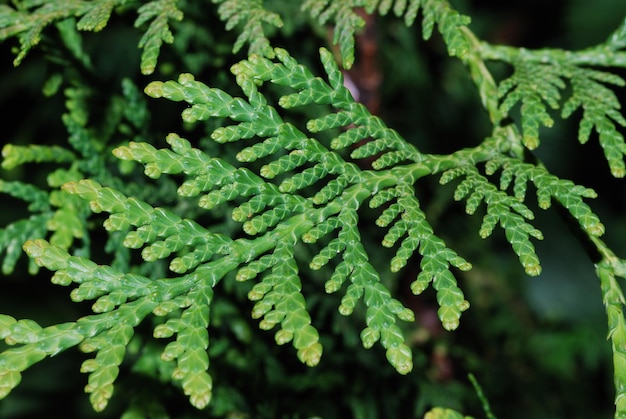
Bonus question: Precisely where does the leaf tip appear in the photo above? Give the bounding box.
[144,81,164,98]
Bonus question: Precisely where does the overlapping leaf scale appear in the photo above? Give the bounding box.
[63,178,233,276]
[498,60,564,150]
[242,240,322,366]
[0,315,84,400]
[486,156,604,237]
[80,323,133,412]
[300,187,415,373]
[562,67,626,177]
[155,284,213,409]
[135,0,184,75]
[303,0,470,68]
[597,259,626,417]
[0,0,180,68]
[213,0,283,58]
[232,187,309,236]
[5,239,171,410]
[418,0,471,59]
[0,145,90,274]
[301,0,365,69]
[0,179,50,274]
[1,144,76,170]
[441,166,543,276]
[372,183,471,331]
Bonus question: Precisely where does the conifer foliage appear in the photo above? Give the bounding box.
[1,0,626,417]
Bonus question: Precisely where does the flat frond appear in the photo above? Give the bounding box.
[486,156,604,237]
[496,57,626,177]
[135,0,184,75]
[125,47,476,373]
[0,0,183,72]
[441,165,543,276]
[372,183,471,330]
[597,258,626,416]
[303,0,470,69]
[213,0,283,58]
[497,61,564,150]
[4,1,625,415]
[4,239,168,411]
[302,0,365,69]
[562,67,626,177]
[0,0,127,66]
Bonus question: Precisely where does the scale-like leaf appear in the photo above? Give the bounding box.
[213,0,283,58]
[303,0,470,69]
[562,67,626,177]
[498,61,564,149]
[135,0,184,75]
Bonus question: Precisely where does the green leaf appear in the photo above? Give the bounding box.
[303,0,471,69]
[442,165,543,276]
[76,0,117,31]
[0,0,127,66]
[598,259,626,418]
[498,61,563,149]
[135,0,184,75]
[213,0,283,58]
[562,67,626,177]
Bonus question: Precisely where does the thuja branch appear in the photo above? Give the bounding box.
[591,236,626,417]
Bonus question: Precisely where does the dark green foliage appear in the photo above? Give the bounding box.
[1,0,626,417]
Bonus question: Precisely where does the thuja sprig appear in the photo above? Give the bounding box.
[437,150,606,277]
[495,61,626,175]
[134,44,612,366]
[441,164,543,276]
[0,144,89,274]
[593,237,626,418]
[213,0,283,58]
[2,1,624,415]
[0,0,182,74]
[477,20,626,177]
[17,228,219,410]
[484,156,604,237]
[0,78,153,275]
[100,45,486,378]
[303,0,471,69]
[1,237,162,411]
